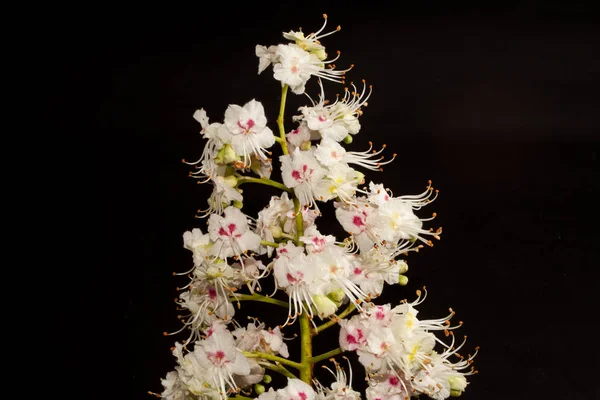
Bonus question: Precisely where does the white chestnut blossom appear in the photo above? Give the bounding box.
[192,323,252,398]
[256,15,351,94]
[207,206,261,261]
[314,358,361,400]
[313,162,364,204]
[339,290,477,399]
[159,325,253,400]
[314,138,396,171]
[184,108,226,183]
[295,80,371,141]
[255,44,279,74]
[282,14,339,60]
[202,174,243,217]
[280,148,326,210]
[277,378,316,400]
[218,99,275,167]
[183,228,212,268]
[335,181,441,254]
[349,248,409,298]
[286,122,312,150]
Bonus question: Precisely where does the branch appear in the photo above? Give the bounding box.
[293,197,304,238]
[277,84,289,155]
[259,361,299,380]
[231,293,289,308]
[313,302,356,334]
[309,347,344,364]
[260,240,279,248]
[236,176,291,193]
[242,351,303,370]
[229,396,253,400]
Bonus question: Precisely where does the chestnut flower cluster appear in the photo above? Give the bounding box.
[153,14,477,400]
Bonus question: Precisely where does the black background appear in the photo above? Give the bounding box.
[50,1,599,399]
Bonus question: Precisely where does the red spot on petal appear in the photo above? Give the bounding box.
[352,215,365,227]
[228,223,237,234]
[291,170,302,181]
[346,334,358,344]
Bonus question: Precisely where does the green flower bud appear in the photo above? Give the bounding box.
[300,140,312,151]
[327,288,345,304]
[233,200,243,209]
[397,260,408,274]
[313,48,327,61]
[269,225,283,238]
[312,294,338,319]
[343,134,353,144]
[398,275,409,286]
[219,144,238,164]
[262,374,272,384]
[222,175,238,188]
[450,389,462,397]
[254,384,265,395]
[448,375,467,393]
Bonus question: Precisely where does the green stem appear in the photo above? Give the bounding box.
[231,293,289,308]
[277,84,289,155]
[236,176,291,193]
[293,198,304,238]
[260,240,279,248]
[259,361,299,380]
[243,351,303,370]
[229,396,253,400]
[309,347,344,364]
[274,82,314,384]
[298,312,313,383]
[314,302,356,334]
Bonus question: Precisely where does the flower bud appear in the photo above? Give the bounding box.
[313,294,338,319]
[327,288,345,304]
[269,225,283,238]
[262,375,272,384]
[343,134,353,144]
[233,200,243,209]
[313,48,328,61]
[398,275,409,286]
[397,260,408,274]
[254,384,266,395]
[216,144,238,164]
[300,140,312,151]
[448,375,467,393]
[222,175,238,188]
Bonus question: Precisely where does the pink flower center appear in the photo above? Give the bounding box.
[237,119,255,134]
[208,350,227,365]
[286,272,303,284]
[352,215,365,228]
[218,223,240,238]
[375,309,386,320]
